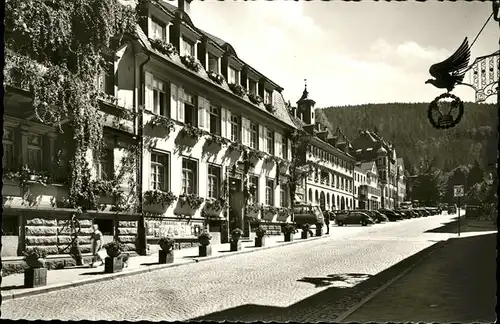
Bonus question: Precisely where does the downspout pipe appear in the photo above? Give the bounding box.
[136,54,151,256]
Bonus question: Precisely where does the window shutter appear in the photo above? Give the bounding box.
[259,125,266,153]
[145,72,154,112]
[198,96,205,129]
[221,108,228,139]
[287,136,292,161]
[177,87,185,123]
[275,132,282,158]
[226,109,232,140]
[241,117,250,146]
[204,99,211,132]
[170,83,178,120]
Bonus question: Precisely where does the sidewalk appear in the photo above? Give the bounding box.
[341,226,497,323]
[1,231,329,301]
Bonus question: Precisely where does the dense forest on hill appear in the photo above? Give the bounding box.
[317,102,498,175]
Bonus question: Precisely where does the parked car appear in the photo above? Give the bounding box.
[367,210,389,223]
[335,211,374,226]
[447,205,457,214]
[394,209,408,219]
[465,205,481,219]
[378,209,402,221]
[293,204,325,227]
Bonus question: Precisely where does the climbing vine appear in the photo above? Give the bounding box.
[4,0,137,211]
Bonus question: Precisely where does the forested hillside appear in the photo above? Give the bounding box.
[317,102,498,175]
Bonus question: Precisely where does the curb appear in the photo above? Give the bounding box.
[2,234,329,302]
[334,239,449,322]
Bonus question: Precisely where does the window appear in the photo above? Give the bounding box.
[182,159,197,194]
[99,63,114,95]
[208,53,219,73]
[264,90,272,105]
[27,134,43,171]
[249,175,259,204]
[153,79,168,116]
[249,122,258,149]
[3,128,15,170]
[265,179,274,206]
[336,175,339,189]
[282,137,287,159]
[248,79,257,94]
[280,183,289,207]
[228,67,239,84]
[95,147,114,180]
[207,165,221,199]
[151,17,167,41]
[150,152,169,191]
[230,115,240,142]
[265,129,274,155]
[182,37,195,57]
[93,219,114,236]
[209,105,220,135]
[183,90,196,125]
[2,215,19,235]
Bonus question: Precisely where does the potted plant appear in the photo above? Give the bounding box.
[198,230,212,257]
[149,38,178,57]
[282,223,296,242]
[246,202,262,219]
[230,228,243,251]
[203,198,226,217]
[23,247,48,288]
[148,115,175,134]
[158,236,175,264]
[180,54,202,72]
[228,83,246,97]
[248,92,263,105]
[301,223,311,239]
[255,226,267,247]
[102,241,125,273]
[277,207,292,222]
[179,124,204,145]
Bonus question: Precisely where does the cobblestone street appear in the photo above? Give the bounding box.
[1,214,466,321]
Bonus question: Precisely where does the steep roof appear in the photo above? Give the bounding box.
[359,161,376,172]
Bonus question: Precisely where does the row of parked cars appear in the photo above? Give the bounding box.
[327,207,443,226]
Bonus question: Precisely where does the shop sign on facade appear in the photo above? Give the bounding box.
[145,218,202,238]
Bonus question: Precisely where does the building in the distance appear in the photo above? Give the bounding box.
[351,130,406,209]
[357,161,382,210]
[353,165,367,209]
[290,85,356,211]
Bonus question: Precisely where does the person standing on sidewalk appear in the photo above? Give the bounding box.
[324,211,330,234]
[90,224,103,267]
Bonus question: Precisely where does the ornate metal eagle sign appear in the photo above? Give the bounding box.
[425,38,471,129]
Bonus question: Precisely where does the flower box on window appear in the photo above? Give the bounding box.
[262,205,278,221]
[149,39,178,57]
[265,103,276,114]
[245,149,265,165]
[148,115,175,135]
[202,198,227,218]
[179,124,204,145]
[175,193,204,216]
[277,207,292,222]
[246,202,262,219]
[180,55,202,72]
[143,190,177,213]
[207,70,225,85]
[248,93,263,105]
[206,134,229,149]
[228,83,246,97]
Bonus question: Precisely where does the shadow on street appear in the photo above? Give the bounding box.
[190,243,445,322]
[425,217,496,234]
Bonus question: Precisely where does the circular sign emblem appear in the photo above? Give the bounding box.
[427,93,464,129]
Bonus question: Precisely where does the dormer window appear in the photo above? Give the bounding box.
[228,67,240,84]
[248,79,257,95]
[264,90,272,105]
[208,53,219,73]
[182,37,195,57]
[151,17,167,41]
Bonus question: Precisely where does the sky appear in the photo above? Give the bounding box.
[166,0,498,107]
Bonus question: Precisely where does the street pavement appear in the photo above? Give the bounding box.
[343,221,497,323]
[1,213,471,321]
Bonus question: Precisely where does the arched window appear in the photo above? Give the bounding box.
[315,190,319,203]
[308,189,313,202]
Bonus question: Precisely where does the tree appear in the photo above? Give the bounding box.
[287,130,314,221]
[466,160,484,190]
[409,156,444,205]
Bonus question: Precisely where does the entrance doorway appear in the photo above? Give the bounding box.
[228,177,243,232]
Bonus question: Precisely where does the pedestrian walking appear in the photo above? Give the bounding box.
[324,212,330,234]
[90,224,104,267]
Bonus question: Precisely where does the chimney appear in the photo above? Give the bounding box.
[178,0,192,14]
